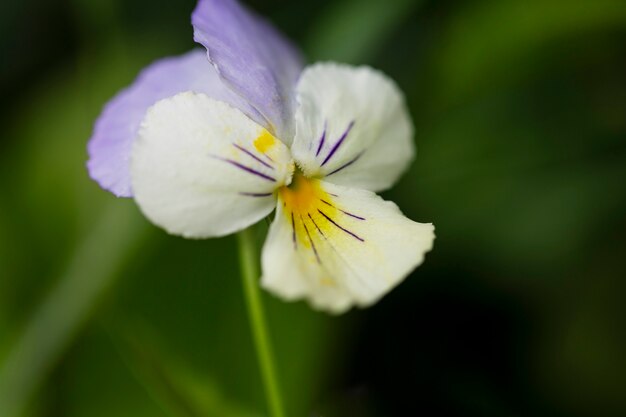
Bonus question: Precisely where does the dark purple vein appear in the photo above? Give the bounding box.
[317,209,364,242]
[239,192,273,197]
[213,156,275,182]
[308,213,326,239]
[291,212,297,250]
[321,121,355,166]
[326,151,364,176]
[315,123,327,156]
[319,198,366,220]
[340,209,366,221]
[301,215,321,264]
[232,144,274,169]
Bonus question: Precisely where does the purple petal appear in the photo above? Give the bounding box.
[87,49,264,197]
[192,0,304,143]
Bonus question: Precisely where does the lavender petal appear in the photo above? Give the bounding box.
[192,0,305,143]
[87,49,264,197]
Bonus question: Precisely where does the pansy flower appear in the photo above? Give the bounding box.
[87,0,435,314]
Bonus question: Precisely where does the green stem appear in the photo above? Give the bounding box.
[237,228,285,417]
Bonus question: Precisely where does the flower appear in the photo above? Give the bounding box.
[87,0,435,314]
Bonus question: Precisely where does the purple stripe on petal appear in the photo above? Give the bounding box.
[317,209,364,242]
[321,121,355,166]
[319,198,365,220]
[291,212,297,249]
[301,215,321,264]
[315,122,327,156]
[326,151,364,176]
[233,144,274,169]
[212,156,275,182]
[340,209,366,221]
[239,192,274,197]
[308,213,326,238]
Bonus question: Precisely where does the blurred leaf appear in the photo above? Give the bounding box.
[101,230,343,417]
[531,246,626,415]
[409,91,626,280]
[110,322,259,417]
[0,202,149,417]
[0,204,12,310]
[437,0,626,102]
[0,25,161,413]
[305,0,422,63]
[0,22,170,329]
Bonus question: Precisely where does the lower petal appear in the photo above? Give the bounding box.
[261,177,434,314]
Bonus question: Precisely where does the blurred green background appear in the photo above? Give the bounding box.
[1,0,626,416]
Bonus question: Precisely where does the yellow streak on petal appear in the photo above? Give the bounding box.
[320,277,336,287]
[254,129,277,153]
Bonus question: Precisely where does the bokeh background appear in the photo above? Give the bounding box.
[1,0,626,416]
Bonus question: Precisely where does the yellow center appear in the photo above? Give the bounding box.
[278,173,366,287]
[278,172,338,249]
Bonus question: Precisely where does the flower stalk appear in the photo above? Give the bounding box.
[237,227,285,417]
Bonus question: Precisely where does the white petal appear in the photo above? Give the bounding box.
[131,92,294,238]
[291,63,414,192]
[261,176,434,314]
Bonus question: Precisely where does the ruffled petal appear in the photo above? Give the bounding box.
[192,0,304,143]
[131,92,294,238]
[261,176,434,314]
[87,49,264,197]
[291,63,414,192]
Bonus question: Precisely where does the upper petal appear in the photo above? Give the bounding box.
[131,92,293,239]
[261,176,434,314]
[192,0,304,143]
[87,49,264,197]
[290,63,415,192]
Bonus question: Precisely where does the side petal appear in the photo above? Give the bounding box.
[192,0,304,143]
[87,49,264,197]
[131,92,294,239]
[291,63,415,193]
[260,177,434,314]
